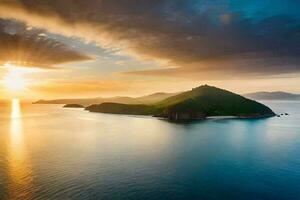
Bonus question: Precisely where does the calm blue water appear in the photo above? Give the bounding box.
[0,100,299,200]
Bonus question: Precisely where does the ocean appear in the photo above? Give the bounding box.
[0,100,299,200]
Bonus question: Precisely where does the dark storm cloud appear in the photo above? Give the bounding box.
[0,0,300,77]
[0,19,91,68]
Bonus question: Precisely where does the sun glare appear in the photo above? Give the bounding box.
[3,64,28,91]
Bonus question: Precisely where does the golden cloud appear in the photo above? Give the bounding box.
[0,0,299,78]
[0,19,92,68]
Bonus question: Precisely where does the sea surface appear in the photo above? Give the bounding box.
[0,100,299,200]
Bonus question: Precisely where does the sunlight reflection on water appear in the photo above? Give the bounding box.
[0,100,299,199]
[8,99,33,200]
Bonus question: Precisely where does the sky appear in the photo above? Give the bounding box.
[0,0,299,99]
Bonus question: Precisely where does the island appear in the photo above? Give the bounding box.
[85,85,275,121]
[33,92,177,106]
[63,104,85,108]
[245,91,300,101]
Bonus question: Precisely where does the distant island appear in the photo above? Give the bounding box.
[245,91,300,101]
[33,92,177,107]
[63,104,85,108]
[85,85,275,121]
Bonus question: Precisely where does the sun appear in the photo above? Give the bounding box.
[3,64,28,91]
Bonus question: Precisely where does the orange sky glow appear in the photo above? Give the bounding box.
[0,1,299,100]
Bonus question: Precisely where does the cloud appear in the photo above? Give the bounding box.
[0,19,91,68]
[0,0,299,78]
[31,80,132,96]
[125,53,300,80]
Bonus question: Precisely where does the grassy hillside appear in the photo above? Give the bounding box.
[158,85,274,117]
[86,85,275,121]
[63,104,85,108]
[86,103,156,115]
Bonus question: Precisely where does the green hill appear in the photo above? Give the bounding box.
[85,103,155,115]
[63,104,85,108]
[85,85,275,121]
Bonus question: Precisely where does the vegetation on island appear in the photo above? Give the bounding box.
[85,85,275,121]
[63,104,85,108]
